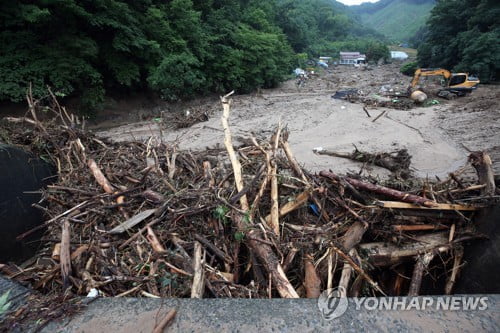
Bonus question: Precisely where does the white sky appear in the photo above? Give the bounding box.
[337,0,379,5]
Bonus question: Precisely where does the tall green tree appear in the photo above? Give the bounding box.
[417,0,500,82]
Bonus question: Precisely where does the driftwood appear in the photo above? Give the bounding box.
[338,249,356,296]
[303,254,321,298]
[320,171,435,207]
[469,151,496,195]
[265,190,309,225]
[221,92,298,298]
[87,159,114,194]
[108,209,156,234]
[330,245,386,295]
[60,219,72,289]
[342,221,368,252]
[314,148,411,174]
[146,226,166,254]
[191,241,205,298]
[269,126,281,236]
[376,201,477,211]
[358,232,449,267]
[1,87,496,321]
[445,246,464,295]
[392,224,448,232]
[408,252,435,296]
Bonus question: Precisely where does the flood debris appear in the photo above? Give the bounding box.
[0,90,499,329]
[313,147,412,178]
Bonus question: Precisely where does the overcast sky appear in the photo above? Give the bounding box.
[337,0,379,5]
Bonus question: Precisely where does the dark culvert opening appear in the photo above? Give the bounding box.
[0,144,56,264]
[454,205,500,294]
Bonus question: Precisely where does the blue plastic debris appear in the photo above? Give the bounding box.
[309,203,320,216]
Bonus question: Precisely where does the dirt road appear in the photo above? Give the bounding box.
[94,64,500,179]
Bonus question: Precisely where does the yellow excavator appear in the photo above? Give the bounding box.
[409,68,480,99]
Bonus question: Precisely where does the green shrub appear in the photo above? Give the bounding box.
[400,61,418,76]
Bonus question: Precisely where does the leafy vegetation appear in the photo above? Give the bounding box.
[417,0,500,82]
[0,0,389,111]
[400,61,418,76]
[351,0,436,43]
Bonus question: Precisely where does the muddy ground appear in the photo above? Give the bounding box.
[88,63,499,179]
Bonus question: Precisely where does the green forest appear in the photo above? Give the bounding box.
[416,0,500,82]
[0,0,386,112]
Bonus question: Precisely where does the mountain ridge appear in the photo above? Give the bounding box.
[349,0,435,42]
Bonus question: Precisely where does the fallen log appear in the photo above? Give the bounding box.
[408,251,435,296]
[320,171,435,207]
[342,221,368,252]
[358,232,449,267]
[303,254,321,298]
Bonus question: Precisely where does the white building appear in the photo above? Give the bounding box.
[339,52,366,65]
[390,51,409,60]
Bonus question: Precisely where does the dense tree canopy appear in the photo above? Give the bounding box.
[0,0,387,112]
[417,0,500,82]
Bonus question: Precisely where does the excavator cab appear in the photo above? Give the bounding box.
[448,73,480,92]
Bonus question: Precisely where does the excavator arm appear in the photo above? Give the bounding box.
[410,68,452,88]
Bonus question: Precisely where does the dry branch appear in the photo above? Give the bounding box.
[87,159,115,194]
[191,241,205,298]
[60,219,72,289]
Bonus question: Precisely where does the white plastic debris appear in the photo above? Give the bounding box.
[87,288,99,298]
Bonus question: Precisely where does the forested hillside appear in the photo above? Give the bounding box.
[351,0,435,43]
[417,0,499,82]
[0,0,386,112]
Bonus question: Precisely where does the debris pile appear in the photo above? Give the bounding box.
[0,91,497,304]
[332,90,414,110]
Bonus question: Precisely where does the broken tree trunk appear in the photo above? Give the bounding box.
[342,221,368,252]
[358,232,449,267]
[338,249,356,297]
[469,151,496,195]
[408,251,435,296]
[221,92,298,298]
[320,171,435,207]
[303,254,321,298]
